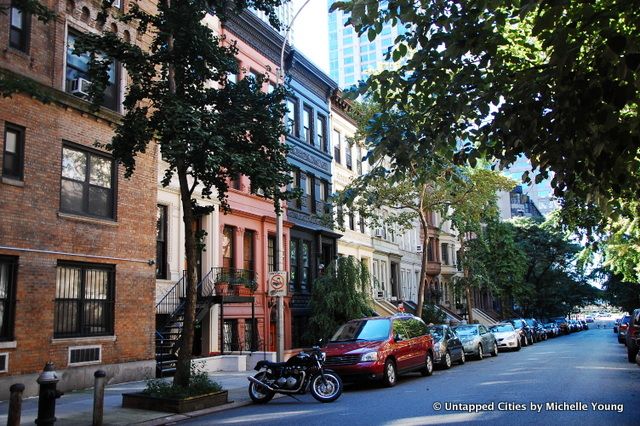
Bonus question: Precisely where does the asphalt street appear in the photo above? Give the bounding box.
[172,323,640,426]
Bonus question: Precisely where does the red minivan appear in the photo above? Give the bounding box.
[322,313,434,387]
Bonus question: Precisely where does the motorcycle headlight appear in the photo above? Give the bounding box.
[361,351,378,362]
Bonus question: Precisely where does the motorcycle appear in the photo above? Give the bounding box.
[247,346,343,404]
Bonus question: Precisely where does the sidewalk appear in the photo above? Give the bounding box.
[0,371,260,425]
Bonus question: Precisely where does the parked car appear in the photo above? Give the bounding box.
[543,323,559,338]
[489,323,521,351]
[626,309,640,362]
[618,315,631,344]
[453,324,498,359]
[525,318,547,341]
[614,318,621,333]
[580,320,589,330]
[323,313,434,387]
[551,317,570,335]
[426,324,466,368]
[506,318,534,345]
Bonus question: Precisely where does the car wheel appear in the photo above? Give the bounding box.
[477,344,484,360]
[515,341,521,351]
[421,353,434,376]
[382,359,397,387]
[618,336,625,344]
[628,346,639,363]
[458,350,466,365]
[441,351,452,369]
[492,341,499,357]
[521,336,528,347]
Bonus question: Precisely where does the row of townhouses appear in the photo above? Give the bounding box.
[0,1,498,398]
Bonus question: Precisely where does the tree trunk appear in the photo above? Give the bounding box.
[415,215,429,318]
[173,166,198,388]
[460,235,474,323]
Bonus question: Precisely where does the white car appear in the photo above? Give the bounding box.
[489,323,521,351]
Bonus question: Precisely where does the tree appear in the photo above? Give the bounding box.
[480,221,528,318]
[75,0,293,388]
[331,0,639,222]
[511,217,598,317]
[305,256,372,343]
[602,272,640,314]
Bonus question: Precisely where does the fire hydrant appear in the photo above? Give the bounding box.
[35,362,63,425]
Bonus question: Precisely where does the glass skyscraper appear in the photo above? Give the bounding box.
[327,0,406,88]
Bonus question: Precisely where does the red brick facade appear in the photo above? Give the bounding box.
[0,0,156,397]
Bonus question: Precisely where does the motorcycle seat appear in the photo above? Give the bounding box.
[255,360,288,370]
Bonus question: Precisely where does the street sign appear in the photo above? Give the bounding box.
[268,271,287,297]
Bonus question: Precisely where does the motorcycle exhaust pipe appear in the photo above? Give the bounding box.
[248,376,275,392]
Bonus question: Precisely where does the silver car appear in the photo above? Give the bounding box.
[489,323,521,351]
[453,324,498,360]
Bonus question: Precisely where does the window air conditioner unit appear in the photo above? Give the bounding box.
[374,229,383,238]
[376,291,384,299]
[112,0,122,8]
[416,244,423,253]
[71,78,92,97]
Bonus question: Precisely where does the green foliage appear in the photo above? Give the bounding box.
[306,257,373,343]
[143,362,222,399]
[421,303,447,325]
[332,0,640,226]
[602,271,640,314]
[510,217,598,317]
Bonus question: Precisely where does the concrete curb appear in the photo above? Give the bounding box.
[133,392,286,425]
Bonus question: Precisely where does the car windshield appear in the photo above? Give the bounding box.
[454,326,478,336]
[510,319,525,328]
[427,326,444,339]
[490,324,514,333]
[331,319,390,342]
[525,319,536,326]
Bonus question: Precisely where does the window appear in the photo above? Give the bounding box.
[319,180,330,214]
[289,238,310,292]
[346,144,353,170]
[222,226,235,269]
[348,212,355,231]
[54,263,114,338]
[359,214,366,233]
[9,3,29,52]
[357,147,363,174]
[336,204,345,228]
[3,123,25,180]
[61,144,115,219]
[230,172,241,190]
[441,243,449,265]
[66,31,119,111]
[0,256,17,341]
[303,106,313,145]
[243,230,255,277]
[268,235,277,272]
[286,99,298,137]
[227,61,239,84]
[306,174,315,213]
[333,130,341,164]
[156,205,168,279]
[316,115,327,152]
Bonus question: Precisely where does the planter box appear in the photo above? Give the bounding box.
[122,390,229,413]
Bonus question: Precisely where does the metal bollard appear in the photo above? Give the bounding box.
[7,383,25,426]
[35,362,62,426]
[92,370,107,426]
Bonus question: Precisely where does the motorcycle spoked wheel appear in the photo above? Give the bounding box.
[248,371,275,404]
[310,371,343,403]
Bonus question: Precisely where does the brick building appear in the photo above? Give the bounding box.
[0,0,157,398]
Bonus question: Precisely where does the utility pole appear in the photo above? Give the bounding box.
[275,0,311,362]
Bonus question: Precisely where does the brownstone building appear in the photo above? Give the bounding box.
[0,0,156,398]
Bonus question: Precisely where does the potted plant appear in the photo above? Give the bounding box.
[214,272,230,296]
[235,278,257,297]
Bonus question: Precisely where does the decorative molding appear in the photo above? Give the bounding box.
[289,146,331,172]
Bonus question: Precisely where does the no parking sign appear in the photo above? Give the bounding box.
[268,271,288,296]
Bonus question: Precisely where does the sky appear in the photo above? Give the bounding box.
[291,0,330,74]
